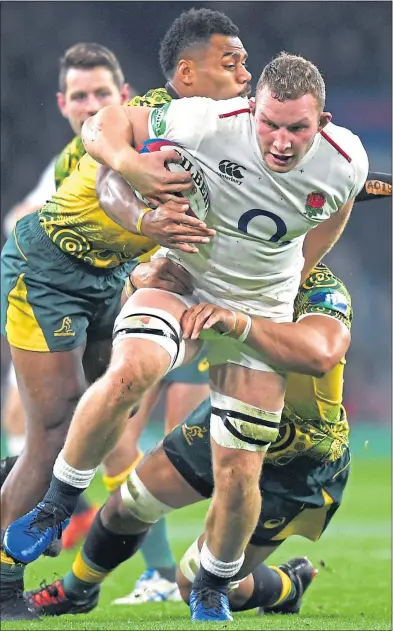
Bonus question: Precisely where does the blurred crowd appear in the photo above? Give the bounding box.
[1,1,391,423]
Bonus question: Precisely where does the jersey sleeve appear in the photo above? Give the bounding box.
[54,136,86,189]
[147,96,248,151]
[294,264,352,331]
[348,134,369,200]
[127,88,173,109]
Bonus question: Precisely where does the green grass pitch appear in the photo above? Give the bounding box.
[2,456,391,630]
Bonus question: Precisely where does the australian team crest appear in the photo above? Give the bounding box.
[305,191,326,218]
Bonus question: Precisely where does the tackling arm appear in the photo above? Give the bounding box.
[182,264,351,376]
[182,304,350,377]
[95,165,147,234]
[82,105,192,200]
[82,105,148,173]
[96,165,214,253]
[244,314,350,377]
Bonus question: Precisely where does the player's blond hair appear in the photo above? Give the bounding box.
[59,43,125,93]
[256,52,326,110]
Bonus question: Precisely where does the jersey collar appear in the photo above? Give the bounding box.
[165,82,180,100]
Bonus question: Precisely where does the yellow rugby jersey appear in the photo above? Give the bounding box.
[267,263,352,465]
[54,135,85,189]
[38,87,174,268]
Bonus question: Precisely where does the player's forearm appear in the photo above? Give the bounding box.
[301,201,353,283]
[82,105,137,173]
[96,166,147,234]
[355,172,392,202]
[244,319,331,377]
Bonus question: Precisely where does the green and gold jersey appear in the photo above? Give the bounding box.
[54,135,85,189]
[130,87,173,109]
[266,263,352,466]
[38,87,174,269]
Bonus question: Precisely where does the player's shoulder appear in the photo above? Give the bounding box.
[58,135,85,160]
[127,87,173,109]
[295,263,352,328]
[321,122,367,167]
[168,95,251,117]
[319,122,368,199]
[55,135,85,189]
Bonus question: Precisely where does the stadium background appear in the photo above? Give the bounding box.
[0,2,391,629]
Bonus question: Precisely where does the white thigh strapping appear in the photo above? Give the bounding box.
[210,391,282,453]
[113,303,185,372]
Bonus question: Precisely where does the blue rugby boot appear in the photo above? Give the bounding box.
[4,502,70,564]
[190,587,233,622]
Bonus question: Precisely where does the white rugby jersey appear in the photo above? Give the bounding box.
[148,97,368,318]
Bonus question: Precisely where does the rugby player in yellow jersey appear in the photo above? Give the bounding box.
[25,261,352,617]
[1,41,132,462]
[0,41,136,551]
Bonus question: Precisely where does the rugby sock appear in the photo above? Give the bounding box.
[73,493,92,515]
[231,563,295,611]
[44,477,84,517]
[63,508,148,597]
[140,518,177,582]
[102,451,144,493]
[42,452,98,517]
[193,542,244,593]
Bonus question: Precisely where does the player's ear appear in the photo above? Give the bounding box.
[177,59,194,87]
[120,83,132,104]
[56,92,68,118]
[318,112,332,131]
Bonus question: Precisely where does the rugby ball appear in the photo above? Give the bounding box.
[136,138,209,221]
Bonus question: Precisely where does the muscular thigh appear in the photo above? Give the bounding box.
[210,363,285,411]
[165,382,210,432]
[10,344,87,435]
[83,337,112,383]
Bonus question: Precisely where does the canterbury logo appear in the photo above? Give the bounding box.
[54,317,75,337]
[218,160,246,183]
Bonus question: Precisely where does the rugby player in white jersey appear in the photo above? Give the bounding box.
[4,52,368,622]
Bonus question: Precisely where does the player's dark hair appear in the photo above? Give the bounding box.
[159,8,239,79]
[59,43,125,92]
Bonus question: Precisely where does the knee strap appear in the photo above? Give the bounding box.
[113,307,185,372]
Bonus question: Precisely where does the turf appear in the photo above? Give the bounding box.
[2,456,391,630]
